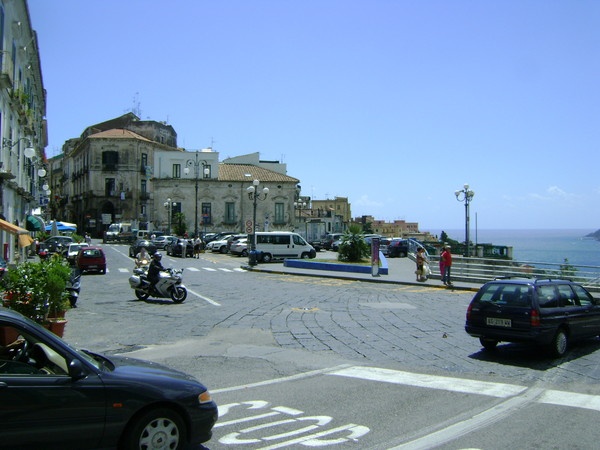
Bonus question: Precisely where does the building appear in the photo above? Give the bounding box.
[47,114,302,237]
[0,0,47,262]
[48,113,182,236]
[151,150,300,236]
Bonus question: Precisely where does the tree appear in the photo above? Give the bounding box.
[338,224,370,262]
[173,212,187,236]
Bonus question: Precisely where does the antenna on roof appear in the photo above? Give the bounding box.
[131,92,141,117]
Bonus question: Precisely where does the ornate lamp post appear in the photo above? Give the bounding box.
[455,184,475,257]
[184,151,209,238]
[246,179,269,266]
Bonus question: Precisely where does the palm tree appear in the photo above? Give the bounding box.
[338,224,370,262]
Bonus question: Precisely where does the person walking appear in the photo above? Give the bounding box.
[416,247,428,282]
[194,236,202,258]
[441,245,453,286]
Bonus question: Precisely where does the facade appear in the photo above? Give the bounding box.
[0,0,47,262]
[152,150,300,236]
[47,114,301,237]
[48,113,182,236]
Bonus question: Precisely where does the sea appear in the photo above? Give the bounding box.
[439,229,600,268]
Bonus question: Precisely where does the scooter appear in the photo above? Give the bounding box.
[128,267,187,303]
[66,269,82,307]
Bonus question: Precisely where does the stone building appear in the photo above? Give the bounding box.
[0,0,47,261]
[48,114,301,237]
[151,150,300,236]
[48,113,182,236]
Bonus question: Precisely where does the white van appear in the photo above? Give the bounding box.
[252,232,316,263]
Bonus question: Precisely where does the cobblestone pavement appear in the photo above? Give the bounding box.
[65,246,600,391]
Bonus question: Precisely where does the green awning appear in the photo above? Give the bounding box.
[26,215,45,232]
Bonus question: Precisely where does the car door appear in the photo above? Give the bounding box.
[0,323,106,448]
[570,284,600,337]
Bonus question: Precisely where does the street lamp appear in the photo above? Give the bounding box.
[246,179,269,266]
[163,198,176,235]
[184,152,209,238]
[294,201,306,220]
[455,184,475,257]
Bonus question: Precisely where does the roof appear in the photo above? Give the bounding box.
[218,164,299,183]
[88,129,153,142]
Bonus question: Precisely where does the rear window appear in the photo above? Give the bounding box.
[475,283,532,308]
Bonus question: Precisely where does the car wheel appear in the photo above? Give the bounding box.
[122,407,185,450]
[301,252,310,259]
[170,286,187,303]
[479,337,498,351]
[550,328,568,357]
[241,249,248,257]
[220,246,227,254]
[135,289,150,301]
[261,253,272,263]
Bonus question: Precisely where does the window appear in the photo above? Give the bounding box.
[224,202,236,224]
[537,285,559,308]
[102,151,118,170]
[201,203,211,225]
[105,178,116,197]
[274,203,285,224]
[173,164,181,179]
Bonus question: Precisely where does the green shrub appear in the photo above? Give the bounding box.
[338,224,370,263]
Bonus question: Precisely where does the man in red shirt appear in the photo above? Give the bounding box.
[441,245,453,287]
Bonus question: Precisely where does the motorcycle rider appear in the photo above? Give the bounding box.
[147,252,166,292]
[135,247,150,268]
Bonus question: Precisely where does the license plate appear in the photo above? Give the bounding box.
[486,317,511,327]
[87,265,98,269]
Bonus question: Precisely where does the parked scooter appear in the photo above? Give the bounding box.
[66,268,82,307]
[128,267,187,303]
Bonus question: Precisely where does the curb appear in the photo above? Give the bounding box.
[242,265,480,292]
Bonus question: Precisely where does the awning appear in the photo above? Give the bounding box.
[0,218,34,248]
[0,218,29,235]
[26,215,45,232]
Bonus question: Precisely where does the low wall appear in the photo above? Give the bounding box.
[284,252,389,275]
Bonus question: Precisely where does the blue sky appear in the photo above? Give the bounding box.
[28,0,600,234]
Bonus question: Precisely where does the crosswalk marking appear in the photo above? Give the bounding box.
[117,266,246,273]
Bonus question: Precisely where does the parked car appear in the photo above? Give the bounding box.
[211,235,243,254]
[465,277,600,357]
[227,234,247,251]
[166,238,194,257]
[76,246,107,274]
[41,236,74,256]
[322,233,344,251]
[205,231,236,244]
[379,237,392,256]
[0,307,217,449]
[388,238,409,258]
[66,243,89,264]
[152,235,177,249]
[230,238,248,256]
[129,239,157,257]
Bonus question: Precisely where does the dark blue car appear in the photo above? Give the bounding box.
[0,308,218,448]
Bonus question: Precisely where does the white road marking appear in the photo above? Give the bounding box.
[328,366,526,398]
[187,287,221,306]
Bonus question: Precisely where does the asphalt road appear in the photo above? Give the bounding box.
[62,243,600,449]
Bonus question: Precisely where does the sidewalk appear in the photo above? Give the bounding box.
[244,254,482,292]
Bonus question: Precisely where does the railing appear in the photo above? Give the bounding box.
[425,255,600,293]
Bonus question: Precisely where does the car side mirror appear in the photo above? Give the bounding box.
[68,359,87,380]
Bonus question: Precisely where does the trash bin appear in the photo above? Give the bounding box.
[249,249,260,266]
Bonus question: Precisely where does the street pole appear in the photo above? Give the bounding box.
[246,179,269,266]
[455,184,475,257]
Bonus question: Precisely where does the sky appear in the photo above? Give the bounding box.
[27,0,600,234]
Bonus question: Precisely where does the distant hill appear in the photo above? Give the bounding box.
[586,229,600,239]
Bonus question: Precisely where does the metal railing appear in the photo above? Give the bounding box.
[425,255,600,293]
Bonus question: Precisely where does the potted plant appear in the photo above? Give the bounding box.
[1,255,71,336]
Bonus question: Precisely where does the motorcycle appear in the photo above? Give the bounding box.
[128,267,187,303]
[66,268,82,307]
